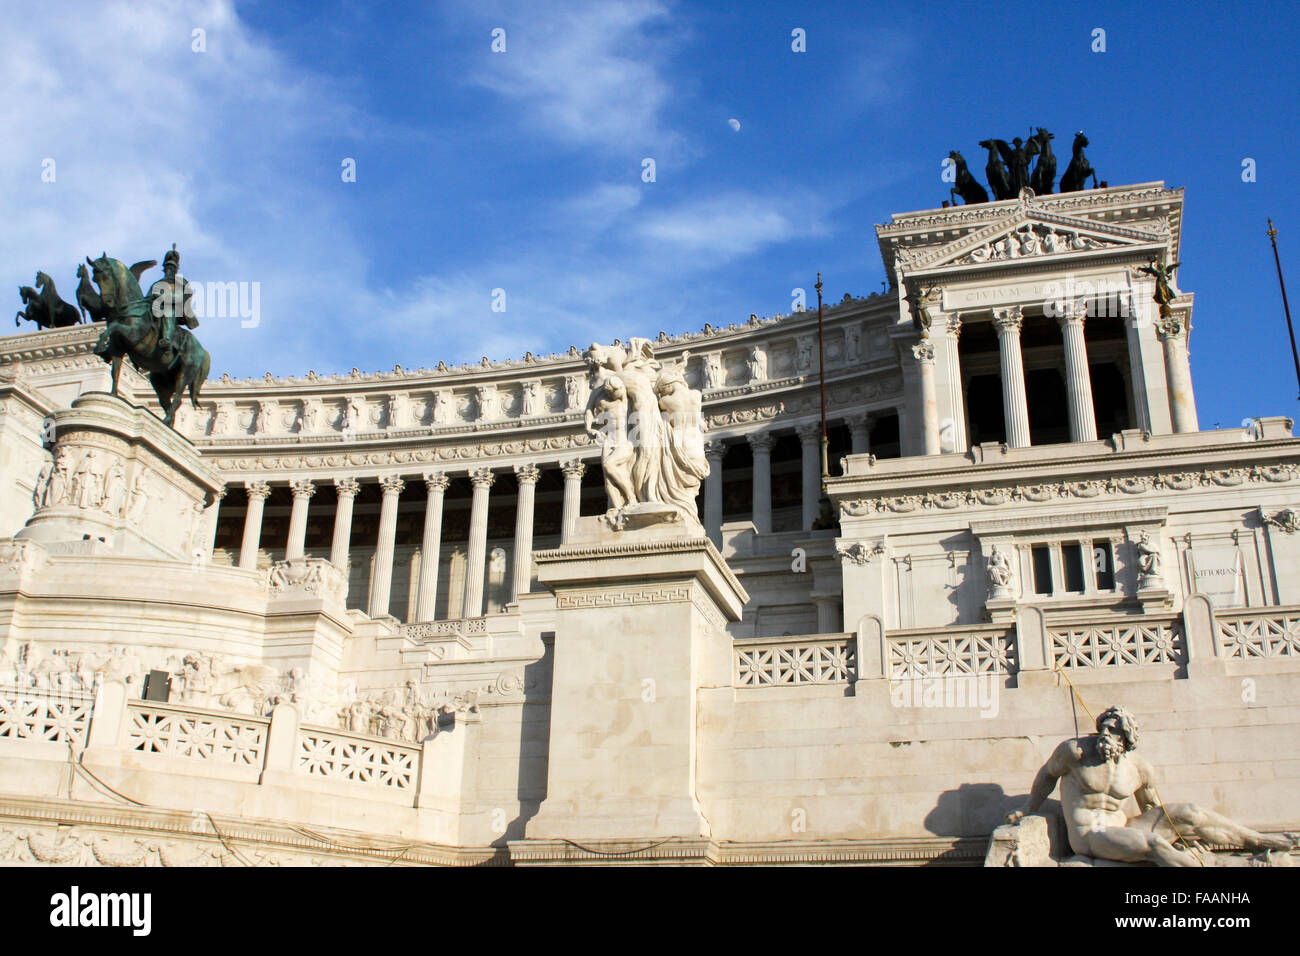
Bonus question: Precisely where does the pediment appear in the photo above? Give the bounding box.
[896,205,1170,275]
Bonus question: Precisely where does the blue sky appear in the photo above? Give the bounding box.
[4,0,1299,428]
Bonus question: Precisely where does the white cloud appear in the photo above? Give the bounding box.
[638,191,830,258]
[454,0,688,159]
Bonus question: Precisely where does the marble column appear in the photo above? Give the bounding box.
[239,481,271,569]
[1058,303,1098,443]
[747,431,775,535]
[846,414,871,456]
[938,313,967,453]
[992,305,1032,448]
[796,422,821,530]
[703,440,726,543]
[329,477,361,570]
[462,467,495,618]
[1157,311,1199,433]
[368,475,405,618]
[560,459,585,544]
[202,486,227,559]
[284,479,316,561]
[913,338,940,455]
[512,463,541,602]
[414,471,449,622]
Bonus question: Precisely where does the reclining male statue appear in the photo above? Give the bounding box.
[1003,705,1296,866]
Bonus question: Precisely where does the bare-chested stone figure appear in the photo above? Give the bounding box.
[1006,706,1295,866]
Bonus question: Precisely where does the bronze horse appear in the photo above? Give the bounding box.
[1059,131,1099,192]
[978,139,1015,200]
[75,263,109,323]
[948,150,989,205]
[86,253,210,427]
[15,271,80,328]
[1028,128,1056,194]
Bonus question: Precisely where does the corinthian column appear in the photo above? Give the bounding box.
[462,468,495,618]
[560,459,585,544]
[703,440,726,543]
[202,486,227,559]
[992,306,1032,448]
[1058,302,1098,443]
[747,431,775,535]
[284,479,316,561]
[414,471,449,622]
[913,338,940,455]
[512,463,541,602]
[938,313,967,453]
[330,477,361,570]
[239,481,271,569]
[368,475,404,618]
[1157,311,1199,433]
[796,422,821,530]
[846,415,870,456]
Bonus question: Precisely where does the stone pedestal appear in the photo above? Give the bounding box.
[16,392,223,560]
[523,516,748,847]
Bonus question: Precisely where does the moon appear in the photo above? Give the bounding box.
[728,118,740,132]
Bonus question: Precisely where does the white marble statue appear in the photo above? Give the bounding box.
[521,380,539,417]
[33,457,53,510]
[747,346,767,383]
[1005,706,1296,866]
[1134,530,1161,579]
[101,458,127,517]
[582,339,709,525]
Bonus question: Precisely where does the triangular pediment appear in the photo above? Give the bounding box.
[896,203,1170,274]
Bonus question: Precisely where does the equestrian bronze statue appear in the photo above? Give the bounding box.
[85,249,210,428]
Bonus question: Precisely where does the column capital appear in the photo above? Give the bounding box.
[560,458,586,480]
[991,305,1024,333]
[422,470,451,493]
[911,339,935,365]
[1056,298,1088,328]
[245,480,272,501]
[379,475,406,497]
[289,478,317,499]
[703,439,726,461]
[514,462,542,484]
[333,476,362,499]
[1156,312,1188,339]
[795,421,821,444]
[846,412,872,430]
[746,430,776,453]
[213,485,229,501]
[944,312,963,340]
[469,467,496,490]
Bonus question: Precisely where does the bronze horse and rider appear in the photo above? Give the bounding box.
[953,128,1101,205]
[13,248,211,429]
[84,250,210,428]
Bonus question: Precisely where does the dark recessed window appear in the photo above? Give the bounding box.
[1031,545,1053,595]
[1062,543,1085,593]
[1094,541,1116,591]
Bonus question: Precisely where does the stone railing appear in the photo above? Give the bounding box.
[296,724,421,791]
[884,625,1017,679]
[735,634,856,686]
[1047,615,1184,670]
[0,681,478,831]
[126,699,269,767]
[0,684,94,746]
[1216,606,1300,660]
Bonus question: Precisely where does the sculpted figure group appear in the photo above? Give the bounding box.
[949,129,1100,205]
[33,449,149,523]
[582,338,709,526]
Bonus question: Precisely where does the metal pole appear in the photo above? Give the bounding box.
[816,272,828,486]
[1267,219,1300,402]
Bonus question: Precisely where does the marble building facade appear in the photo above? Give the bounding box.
[1,181,1298,866]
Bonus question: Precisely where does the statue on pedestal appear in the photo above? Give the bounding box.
[986,544,1013,598]
[84,250,210,428]
[1134,530,1162,583]
[1004,706,1295,865]
[1137,259,1181,317]
[582,339,709,528]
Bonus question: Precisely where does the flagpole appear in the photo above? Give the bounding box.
[816,272,828,485]
[1266,219,1300,402]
